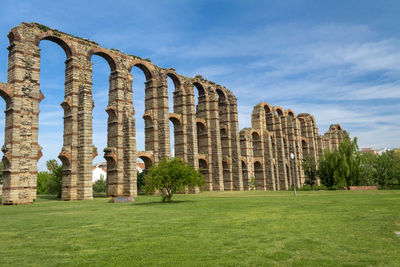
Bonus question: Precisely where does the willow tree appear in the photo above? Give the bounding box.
[318,134,361,188]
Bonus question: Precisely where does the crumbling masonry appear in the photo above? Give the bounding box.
[0,23,345,204]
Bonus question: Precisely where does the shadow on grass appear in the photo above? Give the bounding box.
[134,200,194,206]
[93,193,108,198]
[37,195,60,201]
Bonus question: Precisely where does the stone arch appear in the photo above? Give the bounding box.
[216,88,227,103]
[0,83,12,105]
[137,151,154,169]
[88,48,117,72]
[286,109,296,118]
[251,130,262,158]
[193,81,206,96]
[274,106,284,117]
[166,72,181,91]
[169,113,182,127]
[196,119,208,155]
[169,113,183,158]
[129,63,153,81]
[38,35,73,59]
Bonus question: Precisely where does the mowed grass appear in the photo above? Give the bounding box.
[0,190,399,266]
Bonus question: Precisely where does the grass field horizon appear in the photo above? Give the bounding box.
[1,190,399,266]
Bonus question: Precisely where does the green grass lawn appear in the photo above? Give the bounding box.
[1,190,399,266]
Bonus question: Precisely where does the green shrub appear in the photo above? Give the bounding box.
[144,157,205,202]
[37,171,51,194]
[93,175,106,193]
[137,171,145,192]
[45,160,62,198]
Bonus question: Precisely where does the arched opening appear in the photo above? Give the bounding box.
[131,64,150,156]
[91,54,113,188]
[275,108,284,117]
[193,82,206,117]
[252,132,262,158]
[264,104,274,131]
[37,39,68,173]
[138,156,153,171]
[254,161,263,190]
[167,75,178,157]
[302,139,308,156]
[169,114,183,159]
[242,160,249,190]
[196,121,208,155]
[288,111,295,118]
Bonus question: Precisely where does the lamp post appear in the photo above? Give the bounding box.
[290,152,296,197]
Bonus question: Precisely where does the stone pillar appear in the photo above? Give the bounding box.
[183,81,198,168]
[144,78,158,160]
[218,91,233,191]
[228,96,243,191]
[155,73,170,159]
[172,84,188,161]
[105,71,136,197]
[1,41,41,204]
[208,91,224,191]
[76,56,93,200]
[59,57,82,200]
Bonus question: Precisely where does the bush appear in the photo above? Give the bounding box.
[37,171,51,194]
[137,171,145,192]
[319,135,361,189]
[45,160,62,198]
[144,157,205,202]
[301,155,318,189]
[93,175,106,193]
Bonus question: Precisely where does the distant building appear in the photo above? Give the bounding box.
[92,162,107,182]
[92,161,146,182]
[360,147,391,155]
[360,148,378,155]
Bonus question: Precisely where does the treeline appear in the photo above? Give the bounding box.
[302,135,400,189]
[37,159,107,197]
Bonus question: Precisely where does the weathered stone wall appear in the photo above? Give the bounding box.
[0,23,346,204]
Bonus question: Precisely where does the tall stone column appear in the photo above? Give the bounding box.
[228,96,243,191]
[155,73,170,159]
[105,70,137,197]
[208,91,224,191]
[183,81,198,168]
[59,57,82,200]
[1,41,41,204]
[144,78,159,162]
[76,56,93,200]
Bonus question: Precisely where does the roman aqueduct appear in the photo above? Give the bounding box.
[0,23,345,204]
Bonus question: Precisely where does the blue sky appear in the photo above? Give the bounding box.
[0,0,399,170]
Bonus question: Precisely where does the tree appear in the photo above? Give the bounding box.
[137,171,145,192]
[143,157,205,202]
[93,175,106,193]
[359,152,378,186]
[375,150,398,187]
[318,135,361,189]
[46,159,63,197]
[37,171,51,194]
[301,155,318,189]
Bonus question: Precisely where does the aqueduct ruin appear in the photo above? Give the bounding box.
[0,23,345,204]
